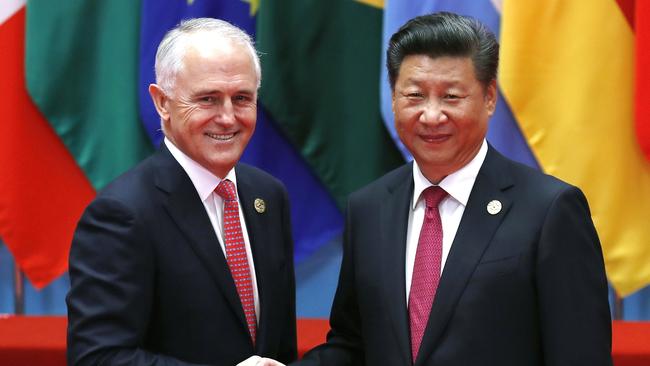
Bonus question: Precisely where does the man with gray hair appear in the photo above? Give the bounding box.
[67,18,296,365]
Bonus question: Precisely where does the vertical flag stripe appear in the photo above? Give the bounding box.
[26,1,153,191]
[500,0,650,296]
[257,0,404,210]
[0,7,95,288]
[636,0,650,161]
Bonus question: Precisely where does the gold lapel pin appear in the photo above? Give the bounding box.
[254,198,266,214]
[486,200,502,215]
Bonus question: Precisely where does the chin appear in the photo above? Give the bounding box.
[211,155,240,168]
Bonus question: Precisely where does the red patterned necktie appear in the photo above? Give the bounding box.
[215,179,257,344]
[409,186,447,363]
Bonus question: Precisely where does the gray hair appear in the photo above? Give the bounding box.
[154,18,261,94]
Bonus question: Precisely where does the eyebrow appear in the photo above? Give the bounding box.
[406,77,463,85]
[191,88,256,96]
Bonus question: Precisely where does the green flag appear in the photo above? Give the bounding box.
[257,0,404,209]
[26,0,153,190]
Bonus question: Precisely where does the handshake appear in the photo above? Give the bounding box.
[237,356,286,366]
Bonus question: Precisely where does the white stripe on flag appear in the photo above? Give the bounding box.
[0,0,25,26]
[490,0,502,14]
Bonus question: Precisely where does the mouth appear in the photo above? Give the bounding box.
[419,133,451,143]
[205,132,236,141]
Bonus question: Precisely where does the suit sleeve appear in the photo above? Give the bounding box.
[536,186,613,366]
[295,199,365,365]
[66,197,210,366]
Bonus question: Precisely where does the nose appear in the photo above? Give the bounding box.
[213,98,236,126]
[419,99,448,125]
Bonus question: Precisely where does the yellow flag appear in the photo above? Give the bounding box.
[500,0,650,296]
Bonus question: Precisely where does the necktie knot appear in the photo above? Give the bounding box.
[215,179,237,201]
[423,186,447,210]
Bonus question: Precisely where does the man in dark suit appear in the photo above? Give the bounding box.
[67,18,296,366]
[291,12,612,366]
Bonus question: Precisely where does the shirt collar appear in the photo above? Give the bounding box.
[164,137,237,201]
[412,139,488,209]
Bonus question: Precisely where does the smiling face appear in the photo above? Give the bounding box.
[392,55,496,183]
[149,36,258,178]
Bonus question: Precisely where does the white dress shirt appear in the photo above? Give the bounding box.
[405,140,488,301]
[165,138,260,321]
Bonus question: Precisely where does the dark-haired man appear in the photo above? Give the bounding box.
[290,12,612,366]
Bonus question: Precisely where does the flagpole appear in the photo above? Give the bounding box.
[13,262,25,315]
[613,291,624,320]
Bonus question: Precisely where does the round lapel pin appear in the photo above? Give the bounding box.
[486,200,502,215]
[254,198,266,214]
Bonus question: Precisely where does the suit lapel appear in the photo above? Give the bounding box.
[154,148,250,336]
[415,147,514,366]
[381,165,415,366]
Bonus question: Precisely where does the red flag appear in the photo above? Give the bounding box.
[0,7,94,288]
[636,0,650,161]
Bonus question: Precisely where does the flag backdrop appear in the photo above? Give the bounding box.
[1,0,649,316]
[499,0,650,296]
[0,1,94,288]
[256,0,404,210]
[635,0,650,162]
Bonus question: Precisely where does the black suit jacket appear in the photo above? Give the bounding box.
[298,146,611,366]
[67,145,297,366]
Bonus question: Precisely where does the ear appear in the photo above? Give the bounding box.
[149,84,171,122]
[485,79,497,116]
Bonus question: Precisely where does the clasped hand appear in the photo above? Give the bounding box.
[236,355,285,366]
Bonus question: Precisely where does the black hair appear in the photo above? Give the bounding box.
[387,12,499,90]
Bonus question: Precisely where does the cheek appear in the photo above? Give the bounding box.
[394,118,408,136]
[458,120,487,144]
[236,119,255,136]
[394,108,417,131]
[179,106,201,123]
[236,106,256,123]
[185,113,215,134]
[169,111,189,131]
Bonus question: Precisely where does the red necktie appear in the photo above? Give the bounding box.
[409,186,447,363]
[215,179,257,344]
